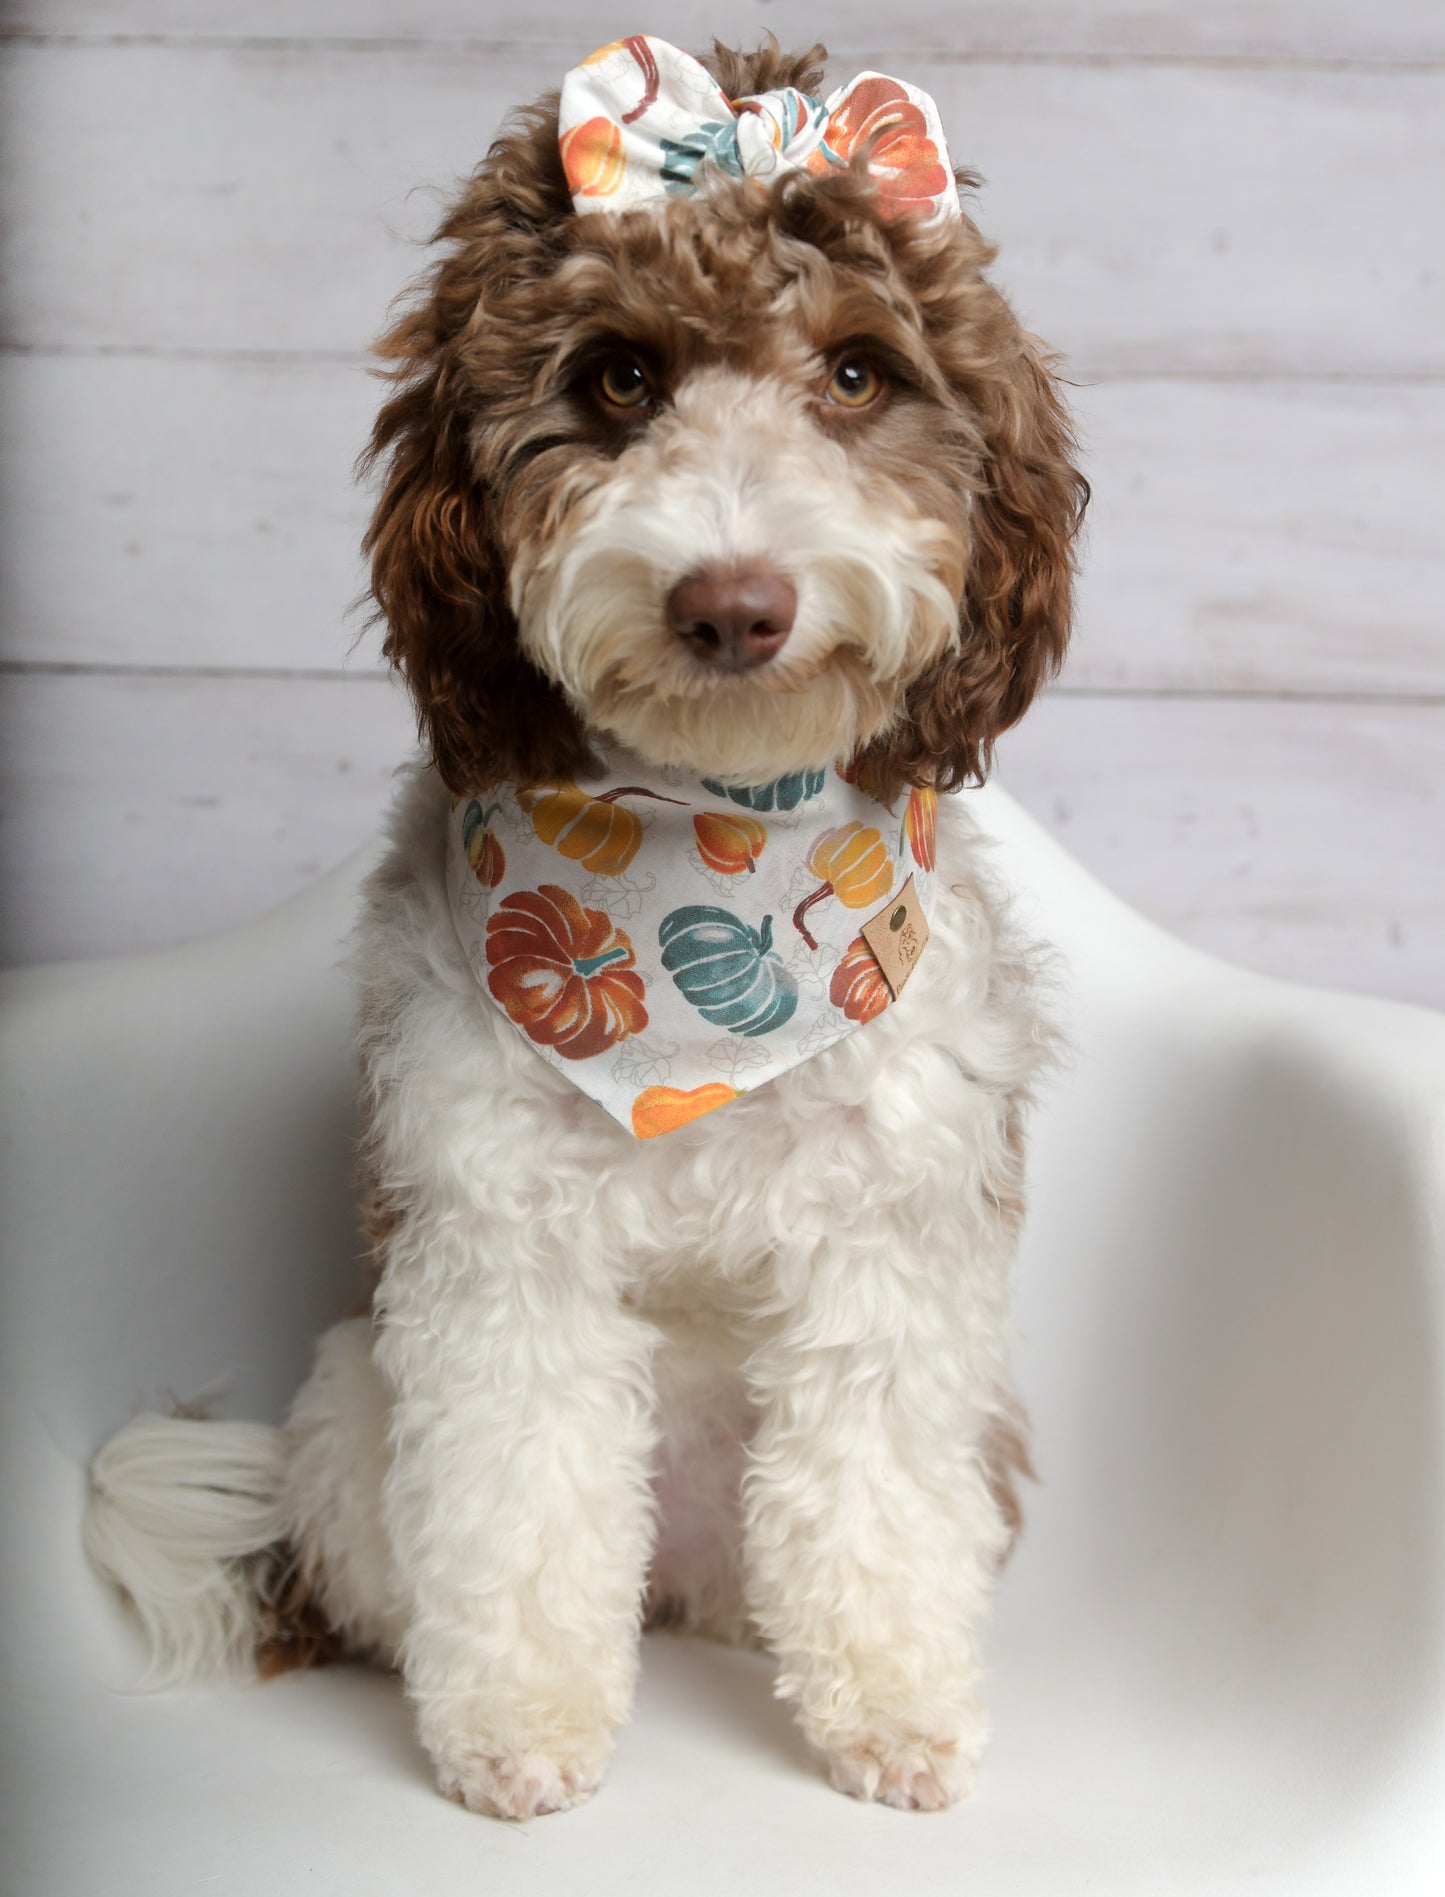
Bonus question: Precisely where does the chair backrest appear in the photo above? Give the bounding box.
[0,857,372,1456]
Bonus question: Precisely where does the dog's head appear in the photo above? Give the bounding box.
[364,40,1087,802]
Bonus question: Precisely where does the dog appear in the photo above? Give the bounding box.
[84,35,1086,1820]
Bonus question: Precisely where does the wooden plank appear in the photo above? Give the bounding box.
[997,694,1445,1009]
[3,45,1442,374]
[4,355,1441,694]
[0,354,379,673]
[4,1,1443,63]
[0,671,413,963]
[1068,379,1445,696]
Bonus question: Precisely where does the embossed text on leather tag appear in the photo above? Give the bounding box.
[860,873,930,1000]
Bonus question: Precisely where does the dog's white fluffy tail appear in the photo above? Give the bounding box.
[84,1415,289,1684]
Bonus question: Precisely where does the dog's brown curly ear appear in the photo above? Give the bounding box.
[860,330,1088,803]
[360,104,595,793]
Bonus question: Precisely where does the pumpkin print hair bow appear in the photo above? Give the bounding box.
[558,34,960,220]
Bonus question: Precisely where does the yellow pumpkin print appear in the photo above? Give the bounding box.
[631,1082,738,1139]
[693,809,767,876]
[517,781,684,877]
[792,822,895,949]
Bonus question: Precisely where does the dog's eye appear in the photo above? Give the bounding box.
[825,360,884,410]
[596,358,652,411]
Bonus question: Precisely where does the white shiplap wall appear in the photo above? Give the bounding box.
[1,2,1441,1004]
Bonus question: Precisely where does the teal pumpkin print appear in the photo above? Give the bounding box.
[658,905,798,1037]
[699,769,826,813]
[659,120,746,192]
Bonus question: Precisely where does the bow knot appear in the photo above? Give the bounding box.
[559,36,959,220]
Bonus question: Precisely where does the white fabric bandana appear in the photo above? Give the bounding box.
[446,750,940,1138]
[558,34,960,222]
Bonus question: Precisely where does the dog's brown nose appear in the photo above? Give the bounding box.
[667,564,796,670]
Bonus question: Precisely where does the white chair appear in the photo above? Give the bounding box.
[3,786,1442,1894]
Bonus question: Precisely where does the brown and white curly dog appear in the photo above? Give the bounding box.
[86,36,1087,1821]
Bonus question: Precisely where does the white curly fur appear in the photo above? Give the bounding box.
[83,757,1052,1818]
[84,294,1058,1827]
[261,758,1050,1819]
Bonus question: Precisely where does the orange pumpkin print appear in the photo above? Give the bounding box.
[905,787,937,872]
[807,77,949,212]
[631,1082,738,1139]
[792,822,895,949]
[830,937,891,1024]
[486,884,647,1061]
[835,753,881,797]
[693,809,767,876]
[560,116,626,198]
[462,798,504,889]
[517,781,684,877]
[470,827,504,889]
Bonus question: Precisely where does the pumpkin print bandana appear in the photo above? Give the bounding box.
[558,34,960,222]
[446,750,940,1139]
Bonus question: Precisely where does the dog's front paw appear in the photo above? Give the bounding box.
[825,1730,979,1812]
[436,1742,609,1821]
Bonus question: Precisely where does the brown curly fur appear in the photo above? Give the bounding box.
[362,41,1087,803]
[250,1539,345,1678]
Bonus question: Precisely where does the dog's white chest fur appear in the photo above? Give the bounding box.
[308,761,1053,1813]
[360,766,1046,1312]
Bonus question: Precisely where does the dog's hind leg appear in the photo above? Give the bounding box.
[279,1314,406,1668]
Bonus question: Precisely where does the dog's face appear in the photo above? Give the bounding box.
[502,193,975,788]
[365,44,1086,801]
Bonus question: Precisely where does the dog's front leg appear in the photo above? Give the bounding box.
[742,1243,1013,1812]
[374,1198,657,1820]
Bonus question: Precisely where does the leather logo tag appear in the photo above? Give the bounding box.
[860,873,930,1000]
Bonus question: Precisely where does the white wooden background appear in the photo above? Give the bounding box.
[1,1,1441,1006]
